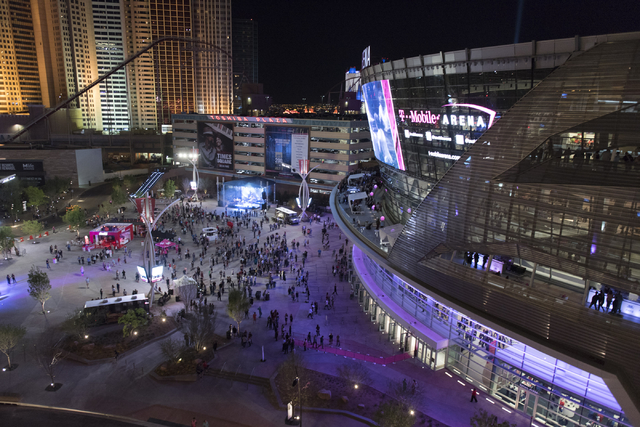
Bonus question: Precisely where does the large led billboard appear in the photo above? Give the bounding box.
[362,80,404,170]
[197,122,234,171]
[265,126,309,176]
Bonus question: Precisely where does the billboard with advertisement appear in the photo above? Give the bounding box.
[265,126,309,176]
[197,122,234,170]
[362,80,404,170]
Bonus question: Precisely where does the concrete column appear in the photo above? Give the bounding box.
[529,262,538,287]
[582,279,591,304]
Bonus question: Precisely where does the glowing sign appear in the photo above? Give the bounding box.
[151,266,164,283]
[428,151,461,161]
[398,104,497,130]
[137,266,149,283]
[441,103,497,128]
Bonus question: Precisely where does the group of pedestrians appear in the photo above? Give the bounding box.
[588,287,624,314]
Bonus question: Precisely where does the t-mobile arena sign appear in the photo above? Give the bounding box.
[398,104,497,129]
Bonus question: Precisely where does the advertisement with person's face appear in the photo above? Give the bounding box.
[265,126,308,176]
[197,122,234,170]
[362,80,404,170]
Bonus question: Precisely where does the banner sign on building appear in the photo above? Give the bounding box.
[135,197,155,223]
[197,122,234,171]
[362,46,371,69]
[265,126,309,176]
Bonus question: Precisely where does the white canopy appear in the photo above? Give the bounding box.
[379,223,404,247]
[84,294,148,309]
[348,192,368,211]
[348,173,365,184]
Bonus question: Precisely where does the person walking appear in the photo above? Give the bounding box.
[86,277,90,288]
[100,288,103,298]
[320,335,324,349]
[46,259,51,269]
[191,417,197,427]
[80,266,84,275]
[117,283,120,293]
[470,387,478,402]
[336,335,340,347]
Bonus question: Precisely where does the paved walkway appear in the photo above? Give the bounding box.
[0,195,531,426]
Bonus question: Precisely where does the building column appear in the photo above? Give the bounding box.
[529,262,538,287]
[582,279,591,305]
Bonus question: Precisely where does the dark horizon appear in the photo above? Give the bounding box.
[233,0,638,104]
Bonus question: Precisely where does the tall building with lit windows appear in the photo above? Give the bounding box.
[0,0,43,113]
[122,0,157,130]
[93,0,129,133]
[232,18,258,114]
[32,0,103,130]
[4,0,232,132]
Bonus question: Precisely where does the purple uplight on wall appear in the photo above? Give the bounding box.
[374,185,377,189]
[369,192,374,196]
[380,216,385,221]
[591,244,597,254]
[372,205,376,210]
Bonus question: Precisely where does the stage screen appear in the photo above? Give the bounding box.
[362,80,404,170]
[197,122,234,170]
[265,126,309,176]
[224,181,264,210]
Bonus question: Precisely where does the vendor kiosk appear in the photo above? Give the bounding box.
[88,223,134,249]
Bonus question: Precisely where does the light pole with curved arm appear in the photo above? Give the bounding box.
[137,196,183,309]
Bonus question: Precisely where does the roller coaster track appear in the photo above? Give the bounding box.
[9,36,233,143]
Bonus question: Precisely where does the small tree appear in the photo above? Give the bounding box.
[25,186,47,209]
[0,324,26,369]
[374,401,416,427]
[160,338,185,363]
[22,220,43,236]
[63,205,85,235]
[32,328,65,388]
[62,309,91,340]
[111,183,128,206]
[386,378,424,411]
[336,360,372,388]
[278,352,313,407]
[27,266,51,314]
[99,203,117,218]
[227,289,250,331]
[118,308,149,337]
[471,408,517,427]
[178,283,198,312]
[180,309,217,351]
[163,179,177,199]
[123,175,135,192]
[0,226,15,259]
[181,177,192,194]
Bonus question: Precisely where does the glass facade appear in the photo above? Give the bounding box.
[341,33,640,425]
[356,248,630,427]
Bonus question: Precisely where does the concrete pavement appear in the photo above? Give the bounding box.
[0,196,530,426]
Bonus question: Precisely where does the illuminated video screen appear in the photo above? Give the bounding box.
[362,80,404,170]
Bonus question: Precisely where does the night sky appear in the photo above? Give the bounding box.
[233,0,638,105]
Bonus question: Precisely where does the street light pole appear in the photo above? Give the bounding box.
[292,376,302,426]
